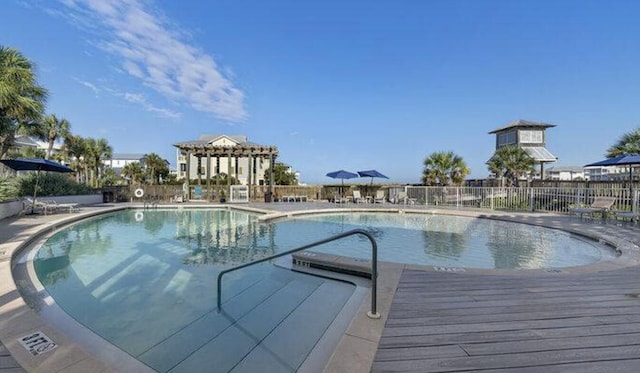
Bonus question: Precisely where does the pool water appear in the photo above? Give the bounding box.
[32,209,616,371]
[275,213,616,269]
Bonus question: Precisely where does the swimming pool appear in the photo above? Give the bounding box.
[29,208,616,372]
[274,212,616,269]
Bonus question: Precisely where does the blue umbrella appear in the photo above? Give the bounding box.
[326,169,358,195]
[0,158,74,214]
[585,154,640,181]
[358,169,389,197]
[358,169,389,183]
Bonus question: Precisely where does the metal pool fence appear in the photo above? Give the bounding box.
[398,186,640,214]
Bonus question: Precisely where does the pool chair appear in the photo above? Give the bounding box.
[395,191,416,205]
[374,190,386,204]
[612,210,640,223]
[569,196,617,219]
[352,190,368,204]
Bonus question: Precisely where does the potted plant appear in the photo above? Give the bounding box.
[219,189,226,203]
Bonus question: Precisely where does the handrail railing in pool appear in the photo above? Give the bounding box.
[216,228,381,319]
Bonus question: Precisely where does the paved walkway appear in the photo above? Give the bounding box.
[1,202,640,372]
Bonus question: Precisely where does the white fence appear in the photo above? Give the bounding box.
[390,186,640,214]
[229,185,249,203]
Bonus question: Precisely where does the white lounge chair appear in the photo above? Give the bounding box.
[352,190,368,204]
[569,196,616,219]
[374,190,386,204]
[395,191,416,205]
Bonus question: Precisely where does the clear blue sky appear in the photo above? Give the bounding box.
[2,0,640,184]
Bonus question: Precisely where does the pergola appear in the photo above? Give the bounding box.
[174,141,279,201]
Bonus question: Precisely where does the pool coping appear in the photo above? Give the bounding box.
[1,203,640,373]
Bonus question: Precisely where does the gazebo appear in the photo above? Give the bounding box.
[174,135,279,201]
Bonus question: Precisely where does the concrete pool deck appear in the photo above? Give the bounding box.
[1,202,640,372]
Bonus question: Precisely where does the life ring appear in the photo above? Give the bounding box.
[135,211,144,222]
[134,188,144,198]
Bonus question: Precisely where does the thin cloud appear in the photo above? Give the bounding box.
[74,78,99,95]
[56,0,247,122]
[123,92,181,119]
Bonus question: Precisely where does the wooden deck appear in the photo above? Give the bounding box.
[373,267,640,372]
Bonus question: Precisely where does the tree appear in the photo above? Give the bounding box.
[142,153,169,184]
[84,137,112,187]
[263,163,298,185]
[37,114,70,159]
[63,134,88,183]
[487,146,535,186]
[606,127,640,157]
[421,151,470,186]
[0,46,48,159]
[122,162,145,184]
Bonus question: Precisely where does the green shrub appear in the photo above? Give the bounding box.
[17,173,94,197]
[0,176,19,201]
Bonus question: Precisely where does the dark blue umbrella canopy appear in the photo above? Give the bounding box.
[326,170,358,180]
[584,154,640,167]
[1,158,74,214]
[0,158,74,173]
[357,170,389,179]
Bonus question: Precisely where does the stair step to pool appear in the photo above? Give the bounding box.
[229,280,355,372]
[140,268,322,372]
[292,251,372,278]
[167,277,354,373]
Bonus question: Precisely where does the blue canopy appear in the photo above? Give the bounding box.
[357,170,389,179]
[0,158,74,173]
[326,170,358,180]
[584,154,640,167]
[0,158,74,214]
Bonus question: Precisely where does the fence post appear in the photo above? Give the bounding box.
[529,188,535,212]
[634,186,638,214]
[490,188,494,210]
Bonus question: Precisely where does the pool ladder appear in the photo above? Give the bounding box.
[216,228,381,319]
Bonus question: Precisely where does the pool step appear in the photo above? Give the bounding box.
[292,251,372,278]
[140,268,354,373]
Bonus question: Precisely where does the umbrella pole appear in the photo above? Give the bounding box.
[31,170,40,215]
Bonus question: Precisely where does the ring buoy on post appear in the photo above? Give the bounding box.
[134,188,144,198]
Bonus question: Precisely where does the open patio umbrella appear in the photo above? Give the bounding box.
[357,169,389,185]
[326,169,358,196]
[358,170,389,196]
[0,158,74,214]
[585,154,640,181]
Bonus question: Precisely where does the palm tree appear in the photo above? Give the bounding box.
[0,46,48,159]
[142,153,169,184]
[263,163,298,185]
[606,127,640,157]
[38,114,70,159]
[487,146,535,186]
[63,134,87,183]
[122,162,145,184]
[84,137,112,187]
[421,151,470,186]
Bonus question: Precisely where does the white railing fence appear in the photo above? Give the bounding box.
[397,186,640,214]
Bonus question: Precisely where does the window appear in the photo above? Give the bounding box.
[497,131,516,146]
[519,130,543,144]
[180,164,186,171]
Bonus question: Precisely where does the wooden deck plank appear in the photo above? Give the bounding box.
[373,266,640,372]
[373,345,640,372]
[380,323,640,349]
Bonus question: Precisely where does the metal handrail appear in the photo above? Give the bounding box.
[216,228,381,319]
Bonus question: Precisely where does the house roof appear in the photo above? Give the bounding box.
[488,119,556,134]
[546,166,584,173]
[175,134,249,147]
[109,153,145,160]
[14,135,39,147]
[523,146,557,162]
